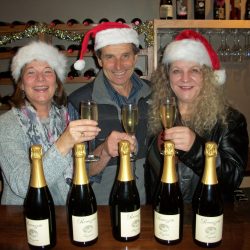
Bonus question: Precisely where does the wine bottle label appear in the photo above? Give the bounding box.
[154,211,180,241]
[160,5,173,19]
[195,214,223,243]
[26,218,50,246]
[72,212,98,242]
[120,209,140,237]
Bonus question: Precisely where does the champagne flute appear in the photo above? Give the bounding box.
[160,97,176,154]
[80,100,100,162]
[121,103,138,161]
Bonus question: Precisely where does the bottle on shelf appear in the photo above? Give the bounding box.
[66,18,79,26]
[67,44,81,53]
[176,0,188,19]
[153,141,183,245]
[115,18,126,23]
[192,142,223,248]
[98,18,109,23]
[110,140,141,242]
[68,67,80,80]
[0,71,12,79]
[82,18,94,25]
[214,0,226,20]
[83,68,96,79]
[10,20,25,26]
[131,18,142,25]
[24,145,56,249]
[159,0,173,20]
[134,68,143,77]
[26,20,38,26]
[50,19,64,26]
[0,21,10,26]
[194,0,206,19]
[67,143,98,247]
[245,0,250,19]
[0,47,12,53]
[54,44,65,51]
[230,0,241,20]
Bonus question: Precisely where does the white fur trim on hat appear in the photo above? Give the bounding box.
[214,69,226,86]
[94,28,139,51]
[11,41,67,82]
[163,39,212,67]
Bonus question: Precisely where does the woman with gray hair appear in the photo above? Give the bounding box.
[147,30,249,203]
[0,41,100,205]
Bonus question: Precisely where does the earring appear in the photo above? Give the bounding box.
[21,90,25,99]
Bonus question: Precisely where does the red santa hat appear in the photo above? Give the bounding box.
[162,30,226,85]
[74,22,139,71]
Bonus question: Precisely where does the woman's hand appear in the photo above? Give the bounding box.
[55,119,101,156]
[163,126,196,152]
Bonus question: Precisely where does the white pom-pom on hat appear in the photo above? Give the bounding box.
[11,41,67,83]
[162,30,226,85]
[74,22,139,71]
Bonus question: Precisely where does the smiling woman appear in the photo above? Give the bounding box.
[146,29,249,204]
[0,41,100,205]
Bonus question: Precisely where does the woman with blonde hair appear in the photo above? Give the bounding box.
[147,30,249,203]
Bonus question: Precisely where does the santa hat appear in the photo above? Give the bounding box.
[162,30,226,85]
[74,22,139,71]
[11,41,67,83]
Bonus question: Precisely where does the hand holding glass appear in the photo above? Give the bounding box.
[80,100,100,162]
[121,104,138,161]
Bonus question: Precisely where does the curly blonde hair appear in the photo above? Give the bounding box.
[148,64,230,136]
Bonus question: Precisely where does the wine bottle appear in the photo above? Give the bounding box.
[66,18,79,26]
[193,142,223,248]
[67,143,98,246]
[0,71,12,78]
[245,0,250,19]
[159,0,173,20]
[131,18,142,25]
[50,19,64,26]
[67,44,81,53]
[98,18,109,23]
[153,141,183,245]
[82,18,94,25]
[214,0,226,20]
[110,140,141,242]
[0,21,10,26]
[24,145,56,249]
[230,0,241,20]
[176,0,188,19]
[83,69,96,79]
[26,20,38,26]
[115,18,126,23]
[11,20,25,26]
[68,68,80,79]
[194,0,206,19]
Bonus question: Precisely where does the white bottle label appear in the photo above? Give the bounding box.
[26,218,50,246]
[72,212,98,242]
[195,214,223,243]
[120,209,140,237]
[160,5,173,18]
[154,211,180,241]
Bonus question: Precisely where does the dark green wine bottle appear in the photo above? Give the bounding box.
[193,142,223,247]
[110,140,140,242]
[67,143,98,246]
[153,141,183,245]
[24,144,56,249]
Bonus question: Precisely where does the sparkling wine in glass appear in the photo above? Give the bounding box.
[160,97,176,130]
[80,100,100,162]
[121,104,138,161]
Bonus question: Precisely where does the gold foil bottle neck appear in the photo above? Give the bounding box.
[73,143,89,185]
[202,141,218,185]
[30,144,46,188]
[161,141,178,184]
[117,140,133,181]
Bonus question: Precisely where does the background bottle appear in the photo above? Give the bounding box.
[194,0,206,19]
[24,145,56,249]
[83,68,96,79]
[131,18,142,25]
[82,18,94,25]
[230,0,241,19]
[66,18,79,26]
[68,64,80,79]
[115,18,126,23]
[67,143,98,246]
[192,142,223,248]
[245,0,250,19]
[99,18,109,23]
[176,0,188,19]
[159,0,173,20]
[67,44,81,53]
[110,140,141,242]
[214,0,226,20]
[50,19,64,26]
[153,141,183,245]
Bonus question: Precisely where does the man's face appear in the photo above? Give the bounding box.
[97,43,138,89]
